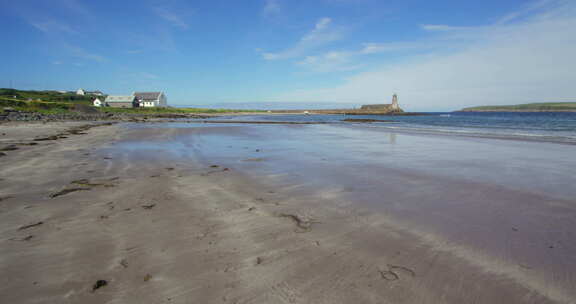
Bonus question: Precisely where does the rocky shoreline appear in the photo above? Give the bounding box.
[0,110,212,122]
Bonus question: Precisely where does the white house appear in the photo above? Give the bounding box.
[93,98,103,107]
[76,88,85,95]
[133,92,168,108]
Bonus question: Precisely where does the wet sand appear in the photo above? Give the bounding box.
[1,121,575,303]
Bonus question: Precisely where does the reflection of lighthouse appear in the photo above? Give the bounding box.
[391,93,399,111]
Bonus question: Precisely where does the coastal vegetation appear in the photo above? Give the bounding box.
[0,88,94,103]
[0,88,264,114]
[0,97,73,114]
[461,102,576,112]
[1,88,95,114]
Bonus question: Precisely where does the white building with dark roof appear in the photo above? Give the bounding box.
[105,95,136,108]
[133,92,167,108]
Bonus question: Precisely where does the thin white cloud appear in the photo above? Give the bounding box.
[126,28,178,53]
[65,44,106,62]
[281,21,469,72]
[138,72,158,79]
[296,41,440,72]
[262,0,281,18]
[360,42,436,54]
[497,0,556,24]
[262,17,344,60]
[59,0,91,18]
[153,6,190,29]
[276,0,576,111]
[11,1,110,64]
[421,24,470,32]
[15,0,90,35]
[30,20,77,34]
[297,51,362,72]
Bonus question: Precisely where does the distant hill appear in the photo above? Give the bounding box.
[460,102,576,112]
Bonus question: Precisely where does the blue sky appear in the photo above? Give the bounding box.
[1,0,575,111]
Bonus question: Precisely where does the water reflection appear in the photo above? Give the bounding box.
[389,133,396,144]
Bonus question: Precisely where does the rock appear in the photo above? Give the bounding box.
[0,145,19,151]
[92,280,108,291]
[255,257,263,265]
[120,259,128,268]
[141,204,156,210]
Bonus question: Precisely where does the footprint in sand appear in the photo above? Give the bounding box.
[378,264,415,282]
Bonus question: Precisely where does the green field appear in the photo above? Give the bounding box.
[460,102,576,112]
[0,88,95,114]
[0,88,264,114]
[0,88,95,103]
[0,96,76,114]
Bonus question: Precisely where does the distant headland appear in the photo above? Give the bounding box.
[459,102,576,112]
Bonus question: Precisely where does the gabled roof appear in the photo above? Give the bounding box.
[134,92,162,101]
[105,95,135,103]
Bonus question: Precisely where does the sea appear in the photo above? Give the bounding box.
[206,112,576,144]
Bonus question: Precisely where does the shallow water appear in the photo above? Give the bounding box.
[111,121,576,296]
[122,122,576,199]
[203,112,576,144]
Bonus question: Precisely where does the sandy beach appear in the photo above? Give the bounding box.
[1,120,575,304]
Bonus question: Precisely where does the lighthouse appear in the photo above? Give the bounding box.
[391,93,399,111]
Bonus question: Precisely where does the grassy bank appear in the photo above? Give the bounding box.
[0,97,73,114]
[0,88,95,103]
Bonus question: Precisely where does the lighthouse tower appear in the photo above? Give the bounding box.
[391,93,399,111]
